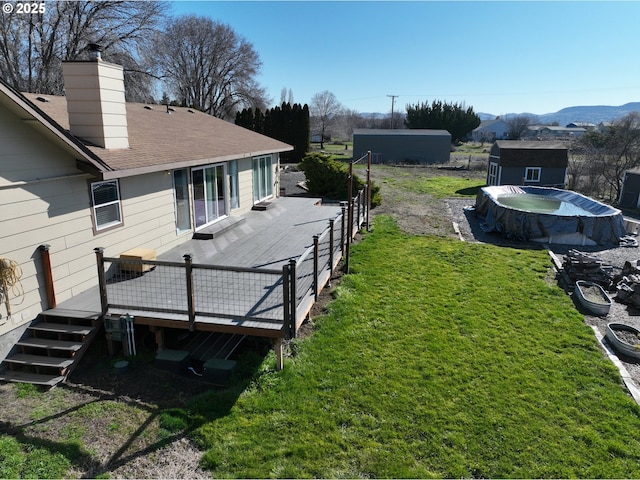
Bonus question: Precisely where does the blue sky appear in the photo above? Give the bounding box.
[169,1,640,116]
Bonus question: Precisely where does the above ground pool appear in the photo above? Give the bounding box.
[474,185,628,245]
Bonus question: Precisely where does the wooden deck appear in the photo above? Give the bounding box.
[52,197,344,338]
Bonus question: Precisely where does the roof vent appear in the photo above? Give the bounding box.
[36,96,50,103]
[144,105,153,110]
[187,109,195,113]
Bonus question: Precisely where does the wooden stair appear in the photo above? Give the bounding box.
[0,309,101,387]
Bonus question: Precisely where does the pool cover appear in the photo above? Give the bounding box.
[474,185,628,245]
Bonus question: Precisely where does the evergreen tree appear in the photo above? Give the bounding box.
[405,100,480,143]
[234,102,310,163]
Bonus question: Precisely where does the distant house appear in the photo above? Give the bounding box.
[566,121,597,131]
[471,118,510,142]
[486,141,568,187]
[526,125,586,139]
[619,170,640,208]
[352,128,451,164]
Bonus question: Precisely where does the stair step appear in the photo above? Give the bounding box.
[29,322,93,336]
[252,201,273,211]
[0,371,64,386]
[5,353,73,368]
[40,308,101,321]
[17,338,83,352]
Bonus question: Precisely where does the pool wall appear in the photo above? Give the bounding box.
[475,185,628,245]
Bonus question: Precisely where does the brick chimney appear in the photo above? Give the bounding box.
[61,44,129,149]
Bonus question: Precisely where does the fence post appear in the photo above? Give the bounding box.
[289,259,297,338]
[184,254,196,331]
[356,189,362,229]
[39,244,56,309]
[329,219,335,273]
[313,235,319,302]
[340,203,347,256]
[366,151,372,232]
[94,247,108,315]
[346,198,354,274]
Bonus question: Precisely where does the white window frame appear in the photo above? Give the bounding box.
[253,155,273,203]
[524,167,541,183]
[192,163,228,230]
[91,180,123,231]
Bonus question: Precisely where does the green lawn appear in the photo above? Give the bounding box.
[4,182,640,477]
[184,216,640,478]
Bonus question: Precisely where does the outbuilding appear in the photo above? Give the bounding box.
[486,141,568,187]
[352,128,451,164]
[619,170,640,209]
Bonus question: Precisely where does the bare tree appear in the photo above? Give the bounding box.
[310,90,343,149]
[0,1,167,100]
[505,114,535,139]
[575,113,640,202]
[154,15,268,120]
[279,88,294,105]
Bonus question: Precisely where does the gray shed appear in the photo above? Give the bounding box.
[619,170,640,209]
[487,141,568,187]
[353,128,451,164]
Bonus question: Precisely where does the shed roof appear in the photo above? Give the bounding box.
[354,128,450,136]
[0,76,292,180]
[494,140,567,151]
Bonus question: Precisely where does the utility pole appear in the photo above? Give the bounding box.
[387,95,398,129]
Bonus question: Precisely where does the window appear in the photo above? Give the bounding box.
[91,180,122,231]
[253,155,273,202]
[173,169,192,233]
[524,167,541,182]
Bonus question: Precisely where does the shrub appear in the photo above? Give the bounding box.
[298,153,381,207]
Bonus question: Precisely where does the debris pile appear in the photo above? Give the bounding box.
[615,260,640,307]
[562,250,617,291]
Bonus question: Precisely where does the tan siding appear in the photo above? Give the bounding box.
[0,106,195,334]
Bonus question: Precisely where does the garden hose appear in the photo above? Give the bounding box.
[0,258,24,319]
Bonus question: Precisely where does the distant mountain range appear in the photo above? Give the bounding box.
[478,102,640,125]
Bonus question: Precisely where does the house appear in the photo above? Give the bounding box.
[486,141,568,187]
[471,118,510,142]
[0,48,365,384]
[526,125,586,140]
[352,128,451,164]
[566,121,597,131]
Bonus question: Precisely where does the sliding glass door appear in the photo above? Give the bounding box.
[253,155,273,203]
[192,164,227,229]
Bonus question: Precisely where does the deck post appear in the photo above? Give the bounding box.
[328,219,335,273]
[184,254,196,331]
[289,259,297,338]
[39,244,56,309]
[282,263,291,338]
[94,247,108,315]
[313,235,319,302]
[275,338,284,371]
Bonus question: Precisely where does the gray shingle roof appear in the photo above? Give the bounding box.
[21,92,292,178]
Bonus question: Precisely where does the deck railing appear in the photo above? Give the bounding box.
[94,187,367,339]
